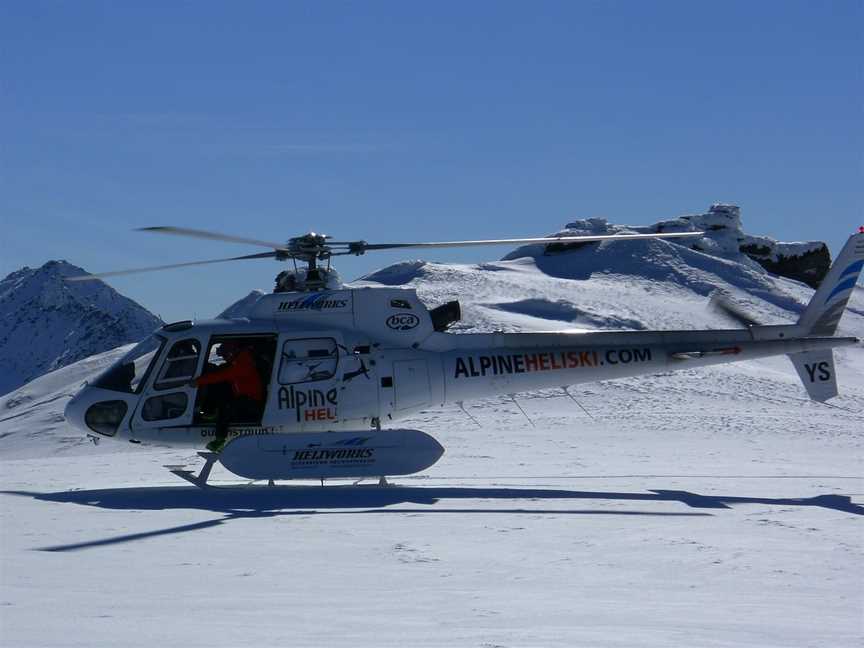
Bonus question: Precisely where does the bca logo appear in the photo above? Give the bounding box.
[386,313,420,330]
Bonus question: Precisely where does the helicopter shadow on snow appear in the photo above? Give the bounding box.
[2,484,862,553]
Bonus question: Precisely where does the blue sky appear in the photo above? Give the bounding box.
[2,1,861,321]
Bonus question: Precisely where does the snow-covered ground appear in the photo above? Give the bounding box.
[2,225,863,647]
[2,373,862,647]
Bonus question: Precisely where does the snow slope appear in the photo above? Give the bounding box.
[0,261,162,396]
[1,216,862,647]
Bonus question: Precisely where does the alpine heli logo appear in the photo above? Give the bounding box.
[277,292,350,313]
[386,313,420,330]
[278,386,338,422]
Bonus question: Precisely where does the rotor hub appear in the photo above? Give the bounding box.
[287,232,332,262]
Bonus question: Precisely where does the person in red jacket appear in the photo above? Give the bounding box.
[192,341,265,452]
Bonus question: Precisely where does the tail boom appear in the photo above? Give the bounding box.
[430,230,863,405]
[438,333,857,403]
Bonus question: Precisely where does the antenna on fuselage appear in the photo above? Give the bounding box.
[508,394,535,428]
[455,401,481,427]
[562,386,595,420]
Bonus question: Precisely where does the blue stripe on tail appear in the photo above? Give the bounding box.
[839,259,863,280]
[825,277,859,303]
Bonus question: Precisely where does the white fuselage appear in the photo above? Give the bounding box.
[63,286,856,449]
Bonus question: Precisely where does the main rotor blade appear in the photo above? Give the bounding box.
[138,226,289,251]
[348,230,702,253]
[65,252,278,281]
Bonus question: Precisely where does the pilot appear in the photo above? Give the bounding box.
[191,341,265,452]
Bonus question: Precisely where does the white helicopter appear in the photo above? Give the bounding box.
[64,226,863,487]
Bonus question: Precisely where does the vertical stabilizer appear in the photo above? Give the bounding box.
[788,350,838,402]
[797,231,864,336]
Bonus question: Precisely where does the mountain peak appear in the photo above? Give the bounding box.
[217,289,267,319]
[0,262,162,395]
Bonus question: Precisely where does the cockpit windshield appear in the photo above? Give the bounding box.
[93,335,165,394]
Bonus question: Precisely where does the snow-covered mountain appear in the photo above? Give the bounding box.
[0,261,162,396]
[213,205,837,330]
[359,204,860,339]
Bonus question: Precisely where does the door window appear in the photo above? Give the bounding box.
[278,338,338,384]
[142,392,189,421]
[154,339,200,391]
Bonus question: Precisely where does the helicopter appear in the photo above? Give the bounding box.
[63,226,863,487]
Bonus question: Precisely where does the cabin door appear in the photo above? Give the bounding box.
[270,334,342,430]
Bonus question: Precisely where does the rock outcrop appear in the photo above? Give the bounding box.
[504,203,831,288]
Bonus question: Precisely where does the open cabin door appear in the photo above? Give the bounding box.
[192,335,277,428]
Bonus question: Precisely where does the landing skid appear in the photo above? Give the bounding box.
[353,476,392,487]
[165,452,220,488]
[164,453,394,489]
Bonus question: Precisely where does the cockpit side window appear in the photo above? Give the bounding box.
[93,336,165,394]
[154,339,201,391]
[278,338,338,384]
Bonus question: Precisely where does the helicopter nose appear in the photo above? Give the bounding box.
[64,391,87,433]
[64,386,131,439]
